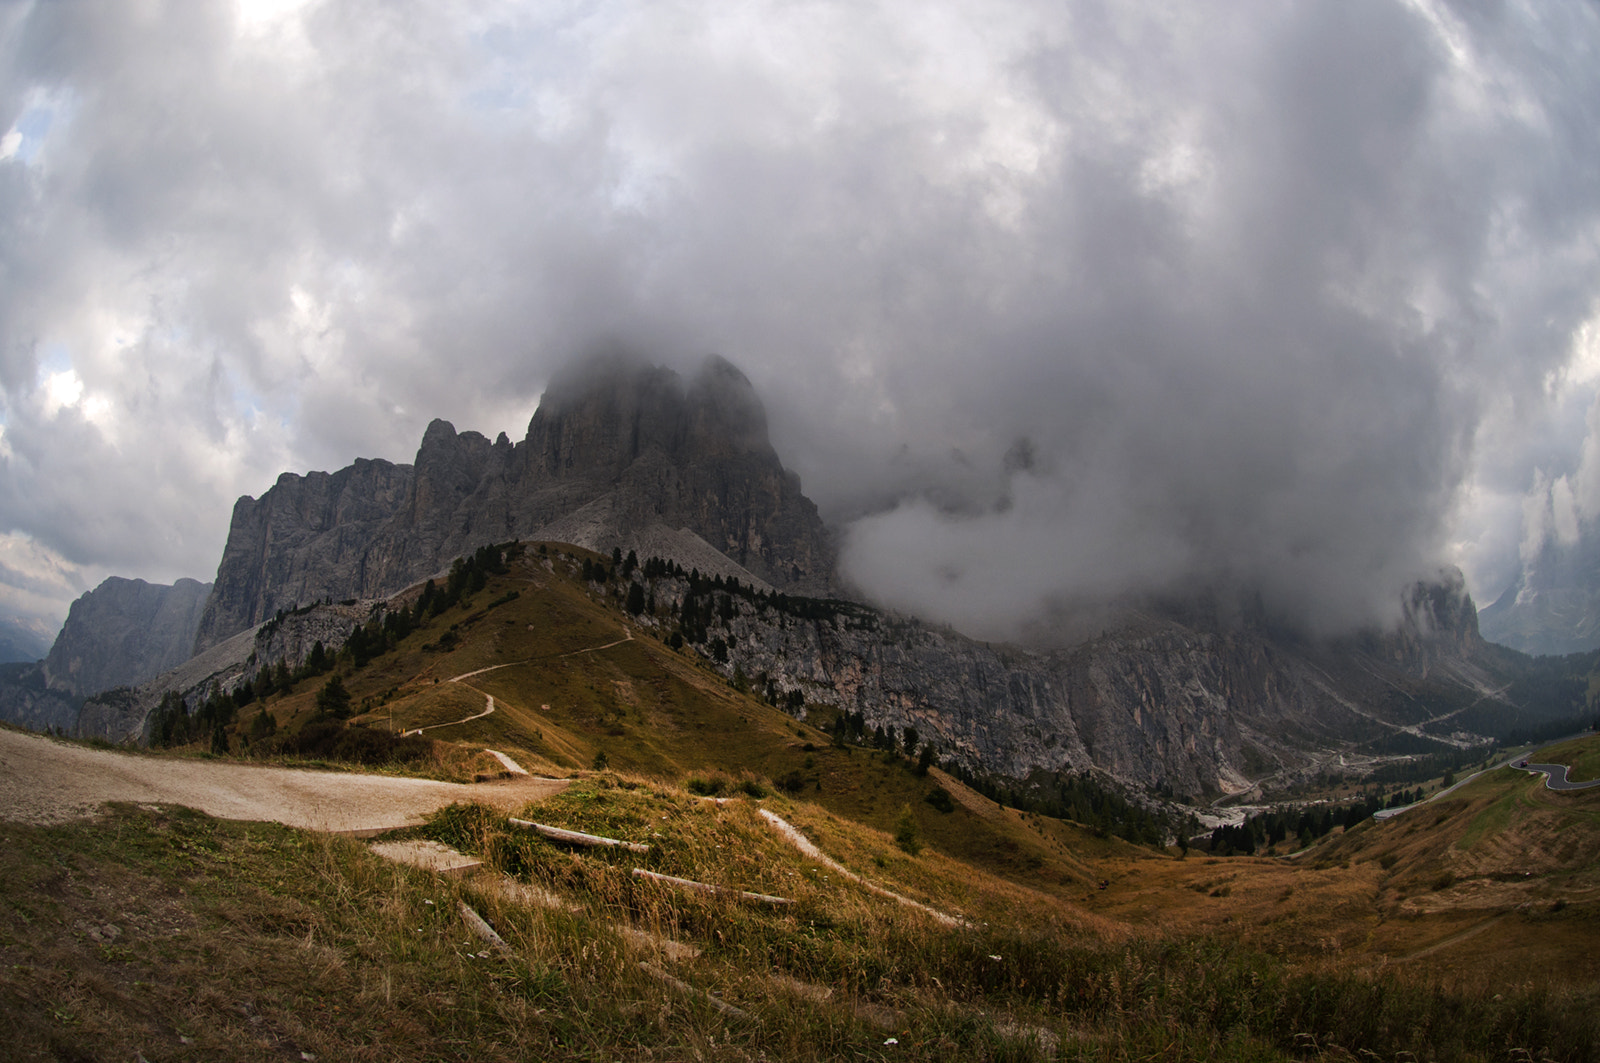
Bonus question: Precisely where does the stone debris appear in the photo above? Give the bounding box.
[369,839,484,876]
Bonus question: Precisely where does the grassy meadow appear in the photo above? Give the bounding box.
[4,544,1599,1060]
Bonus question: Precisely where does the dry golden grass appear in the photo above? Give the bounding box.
[26,546,1600,1059]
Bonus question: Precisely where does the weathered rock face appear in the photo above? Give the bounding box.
[1478,533,1600,656]
[77,599,378,745]
[662,568,1525,797]
[193,354,834,652]
[194,460,412,651]
[42,577,212,697]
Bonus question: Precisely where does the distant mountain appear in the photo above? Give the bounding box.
[84,537,1573,801]
[42,577,213,697]
[192,353,834,653]
[0,576,210,735]
[0,615,53,664]
[702,565,1563,799]
[1478,533,1600,656]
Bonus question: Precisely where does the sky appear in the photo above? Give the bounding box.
[2,0,1599,648]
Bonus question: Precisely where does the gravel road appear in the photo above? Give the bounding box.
[0,727,566,832]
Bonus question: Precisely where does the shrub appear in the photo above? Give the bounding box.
[279,720,432,766]
[894,804,923,855]
[686,774,727,796]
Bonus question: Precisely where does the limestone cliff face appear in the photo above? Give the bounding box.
[524,355,831,587]
[193,354,834,652]
[42,577,213,697]
[1478,533,1600,655]
[194,459,413,651]
[667,569,1514,797]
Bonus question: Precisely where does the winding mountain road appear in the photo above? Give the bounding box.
[1373,734,1599,819]
[1515,761,1600,791]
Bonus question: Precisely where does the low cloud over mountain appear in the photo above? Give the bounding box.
[2,2,1599,643]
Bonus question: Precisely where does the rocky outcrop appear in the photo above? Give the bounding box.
[42,577,212,697]
[652,568,1528,798]
[193,354,834,652]
[1479,534,1600,656]
[194,460,412,651]
[77,599,379,745]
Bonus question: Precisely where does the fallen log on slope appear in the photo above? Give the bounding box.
[631,867,793,905]
[508,817,650,853]
[638,962,750,1019]
[458,901,514,956]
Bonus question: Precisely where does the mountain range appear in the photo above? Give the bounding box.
[4,353,1593,799]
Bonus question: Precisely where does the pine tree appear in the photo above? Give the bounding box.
[316,674,352,719]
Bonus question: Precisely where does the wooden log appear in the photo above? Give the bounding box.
[458,901,513,956]
[508,817,650,854]
[638,962,750,1019]
[631,867,793,905]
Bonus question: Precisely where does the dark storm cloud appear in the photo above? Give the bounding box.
[0,0,1597,643]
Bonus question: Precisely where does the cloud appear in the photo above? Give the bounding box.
[0,0,1598,642]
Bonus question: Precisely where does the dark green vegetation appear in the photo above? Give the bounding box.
[8,543,1600,1060]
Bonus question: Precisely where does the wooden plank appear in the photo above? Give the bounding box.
[508,817,651,853]
[631,867,793,905]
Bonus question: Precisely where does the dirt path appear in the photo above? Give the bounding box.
[0,727,566,832]
[1392,912,1508,962]
[403,693,496,736]
[410,627,636,735]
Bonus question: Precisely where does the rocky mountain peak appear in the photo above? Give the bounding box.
[1478,532,1600,655]
[525,355,690,479]
[190,352,836,652]
[687,354,771,458]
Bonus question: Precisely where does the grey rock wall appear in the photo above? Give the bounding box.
[42,577,212,698]
[651,568,1514,797]
[193,354,834,653]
